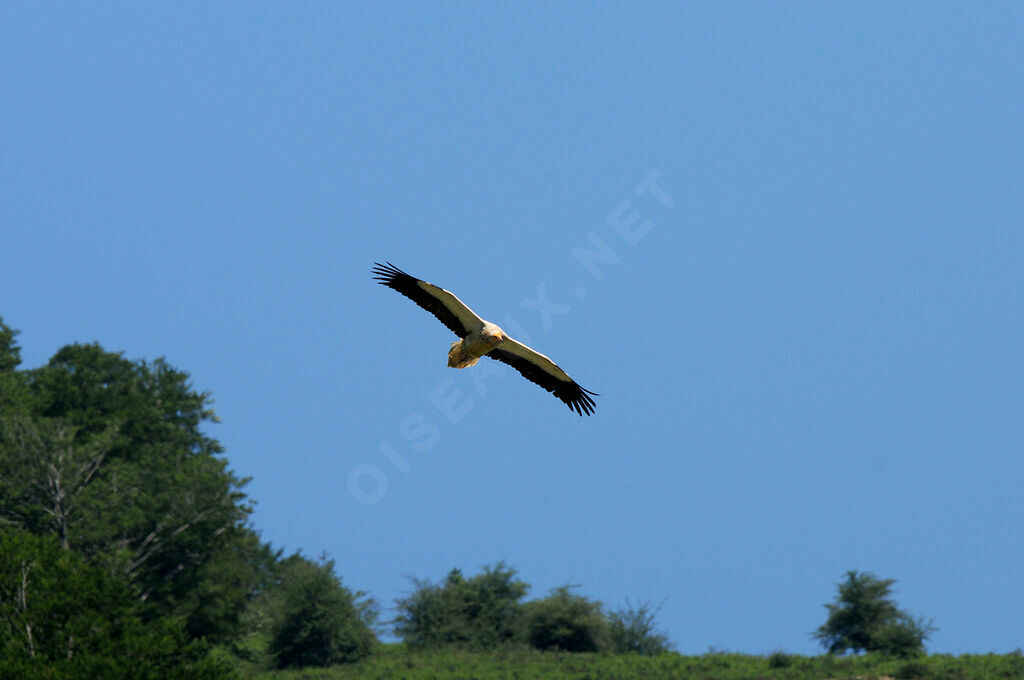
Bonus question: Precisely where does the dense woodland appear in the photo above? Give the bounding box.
[1,315,1021,680]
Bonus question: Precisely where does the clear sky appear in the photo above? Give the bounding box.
[2,3,1022,655]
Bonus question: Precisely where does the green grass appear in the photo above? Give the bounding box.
[239,644,1024,680]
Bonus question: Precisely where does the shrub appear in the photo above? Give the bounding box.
[814,570,935,658]
[894,659,931,679]
[0,528,233,680]
[393,562,528,649]
[268,555,376,668]
[522,585,607,652]
[607,600,673,655]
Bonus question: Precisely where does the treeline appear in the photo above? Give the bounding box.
[0,318,669,677]
[0,317,941,678]
[395,564,671,655]
[0,317,277,678]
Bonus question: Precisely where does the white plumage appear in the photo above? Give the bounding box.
[372,262,597,416]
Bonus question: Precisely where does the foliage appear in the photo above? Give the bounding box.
[607,600,673,655]
[814,570,935,657]
[521,585,608,652]
[2,341,263,641]
[267,555,377,669]
[0,323,323,671]
[190,527,282,643]
[393,568,671,656]
[871,612,938,658]
[3,318,988,680]
[766,650,793,668]
[240,645,1024,680]
[393,562,528,649]
[0,415,118,548]
[0,317,29,414]
[0,316,20,373]
[0,527,236,680]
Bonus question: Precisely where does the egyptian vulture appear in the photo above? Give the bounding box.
[372,262,597,415]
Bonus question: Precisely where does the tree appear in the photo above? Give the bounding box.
[20,343,258,640]
[185,526,281,644]
[0,317,20,373]
[522,585,608,652]
[393,562,528,649]
[607,600,673,655]
[0,527,234,680]
[0,317,29,415]
[0,416,118,549]
[814,570,935,657]
[268,554,376,668]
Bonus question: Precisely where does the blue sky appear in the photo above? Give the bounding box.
[2,3,1022,655]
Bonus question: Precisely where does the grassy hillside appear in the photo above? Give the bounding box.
[241,645,1024,680]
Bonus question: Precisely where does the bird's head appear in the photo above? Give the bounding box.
[485,329,506,346]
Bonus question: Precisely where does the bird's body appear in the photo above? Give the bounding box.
[372,262,597,415]
[448,321,504,368]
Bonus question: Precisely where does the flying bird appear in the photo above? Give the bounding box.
[372,262,597,415]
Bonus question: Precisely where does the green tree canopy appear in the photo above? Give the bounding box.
[0,317,28,414]
[0,341,264,641]
[814,570,935,658]
[607,600,673,655]
[0,316,21,373]
[394,562,529,649]
[522,585,608,653]
[0,527,233,680]
[0,416,117,549]
[267,554,376,668]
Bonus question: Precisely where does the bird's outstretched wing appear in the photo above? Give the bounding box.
[372,262,483,338]
[488,337,598,416]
